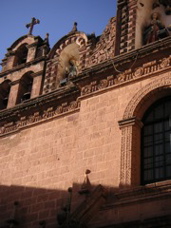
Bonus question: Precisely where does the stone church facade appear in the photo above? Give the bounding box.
[0,0,171,227]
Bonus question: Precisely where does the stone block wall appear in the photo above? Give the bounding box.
[1,71,170,227]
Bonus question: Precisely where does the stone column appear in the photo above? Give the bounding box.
[31,71,43,98]
[7,81,20,108]
[27,43,37,62]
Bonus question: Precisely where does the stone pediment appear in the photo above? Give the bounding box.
[58,185,107,228]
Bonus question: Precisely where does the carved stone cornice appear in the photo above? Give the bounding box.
[105,180,171,208]
[31,70,44,78]
[73,36,171,84]
[0,85,80,136]
[76,56,171,98]
[0,56,47,77]
[118,117,143,129]
[10,79,20,86]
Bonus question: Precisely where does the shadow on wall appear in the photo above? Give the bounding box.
[0,180,171,228]
[0,179,114,228]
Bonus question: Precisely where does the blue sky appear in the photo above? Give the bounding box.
[0,0,117,68]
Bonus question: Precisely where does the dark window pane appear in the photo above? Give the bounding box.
[144,170,153,181]
[155,167,164,179]
[142,97,171,185]
[165,132,171,142]
[144,158,153,169]
[144,147,153,158]
[154,133,163,144]
[144,112,153,123]
[144,125,153,135]
[154,122,163,133]
[144,136,153,146]
[154,144,163,156]
[165,102,171,116]
[165,142,171,154]
[166,154,171,165]
[154,104,163,120]
[154,156,164,167]
[166,166,171,177]
[164,120,170,131]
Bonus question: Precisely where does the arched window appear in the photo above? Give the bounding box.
[16,72,33,104]
[13,44,28,67]
[0,80,11,110]
[141,97,171,185]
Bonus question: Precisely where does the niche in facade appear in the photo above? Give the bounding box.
[135,0,171,48]
[57,43,79,86]
[13,44,28,67]
[0,80,11,110]
[16,72,33,104]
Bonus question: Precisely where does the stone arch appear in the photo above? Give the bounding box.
[13,43,28,66]
[16,71,34,104]
[123,75,171,120]
[119,75,171,187]
[49,32,88,59]
[43,33,88,93]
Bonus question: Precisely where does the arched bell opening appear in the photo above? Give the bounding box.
[16,72,33,104]
[13,43,28,67]
[0,80,11,110]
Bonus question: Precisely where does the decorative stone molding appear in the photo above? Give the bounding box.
[119,74,171,187]
[43,33,88,94]
[116,0,137,54]
[119,120,142,187]
[87,17,116,67]
[0,100,80,136]
[107,180,171,205]
[54,35,87,59]
[81,55,171,97]
[123,72,171,119]
[0,86,80,137]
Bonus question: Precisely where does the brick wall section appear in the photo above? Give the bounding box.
[0,74,169,227]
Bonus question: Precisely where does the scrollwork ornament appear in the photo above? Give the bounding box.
[160,57,171,69]
[69,101,78,110]
[117,73,126,83]
[134,67,144,78]
[81,85,91,95]
[55,106,63,114]
[98,79,108,89]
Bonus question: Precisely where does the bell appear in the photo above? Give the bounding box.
[21,92,31,102]
[3,97,8,106]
